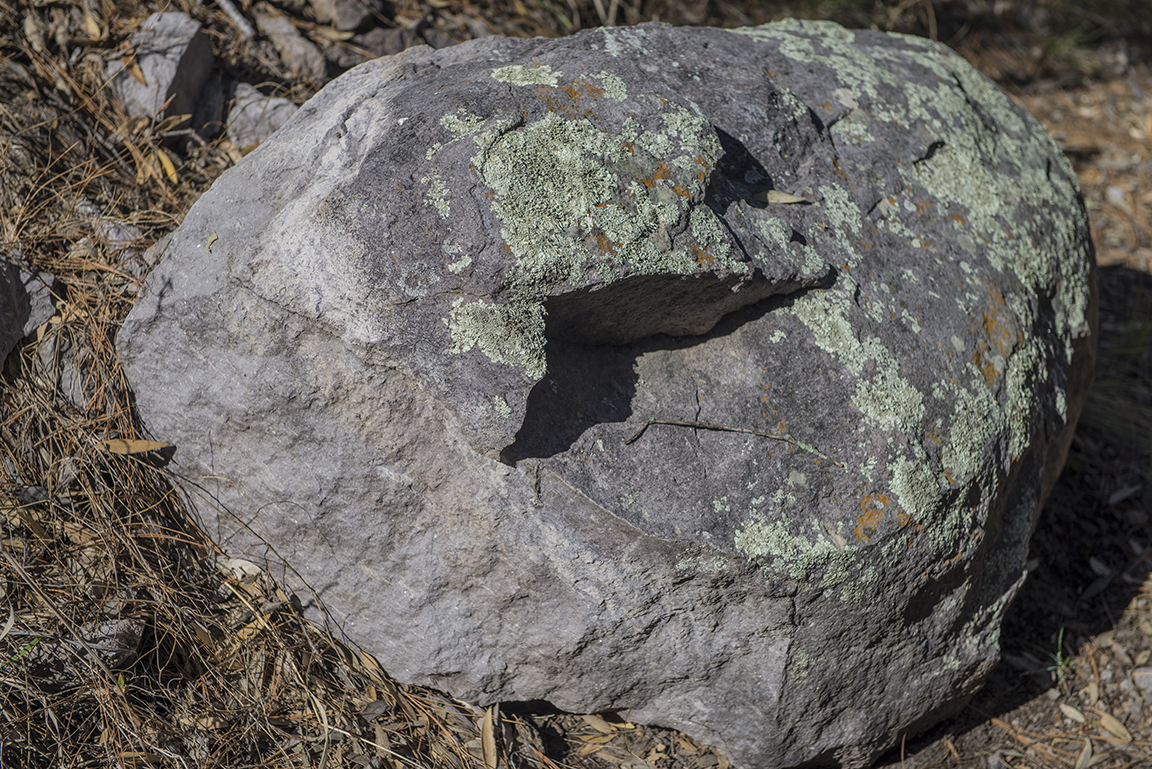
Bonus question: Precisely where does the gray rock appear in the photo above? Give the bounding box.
[255,13,326,82]
[117,21,1097,769]
[226,82,299,150]
[1,259,54,362]
[309,0,385,32]
[107,12,214,123]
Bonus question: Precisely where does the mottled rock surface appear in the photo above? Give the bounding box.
[117,20,1097,768]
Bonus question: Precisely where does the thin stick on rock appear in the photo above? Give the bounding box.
[212,0,255,38]
[624,418,843,468]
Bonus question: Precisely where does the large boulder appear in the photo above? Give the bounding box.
[117,20,1096,769]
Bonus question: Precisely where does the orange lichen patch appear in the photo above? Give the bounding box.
[621,140,634,153]
[951,212,968,226]
[894,510,922,531]
[970,282,1022,387]
[482,189,495,200]
[833,158,849,180]
[689,242,714,266]
[638,161,673,190]
[672,184,692,198]
[914,200,932,215]
[943,468,957,486]
[971,349,999,386]
[854,493,891,541]
[534,85,596,119]
[560,79,604,101]
[593,232,620,255]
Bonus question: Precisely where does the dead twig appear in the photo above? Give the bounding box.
[623,418,843,467]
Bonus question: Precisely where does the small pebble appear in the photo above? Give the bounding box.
[1105,185,1130,212]
[1131,667,1152,694]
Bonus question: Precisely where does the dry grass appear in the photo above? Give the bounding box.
[1,0,1150,767]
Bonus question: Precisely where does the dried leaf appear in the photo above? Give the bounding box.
[581,713,616,733]
[311,27,355,41]
[481,705,497,769]
[1096,709,1133,742]
[577,735,615,745]
[123,138,153,185]
[1060,703,1086,723]
[154,113,193,134]
[0,608,14,642]
[155,148,178,184]
[207,232,218,253]
[359,649,388,683]
[23,13,46,53]
[83,12,103,41]
[576,741,608,756]
[754,189,808,204]
[122,54,147,86]
[942,737,960,758]
[1074,738,1092,769]
[102,438,170,454]
[191,621,214,650]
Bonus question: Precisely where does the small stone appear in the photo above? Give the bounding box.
[0,259,55,362]
[1131,667,1152,694]
[226,82,298,150]
[255,13,326,82]
[106,13,214,124]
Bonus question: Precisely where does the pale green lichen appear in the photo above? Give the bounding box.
[818,184,864,265]
[444,96,739,376]
[441,109,486,139]
[676,546,731,575]
[488,395,512,419]
[787,649,813,681]
[490,64,559,87]
[851,338,926,433]
[446,297,546,380]
[421,174,450,219]
[889,456,939,527]
[444,241,472,275]
[829,108,875,145]
[734,504,857,583]
[839,565,878,603]
[590,71,628,101]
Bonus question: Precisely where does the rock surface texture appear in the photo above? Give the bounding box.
[118,21,1097,769]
